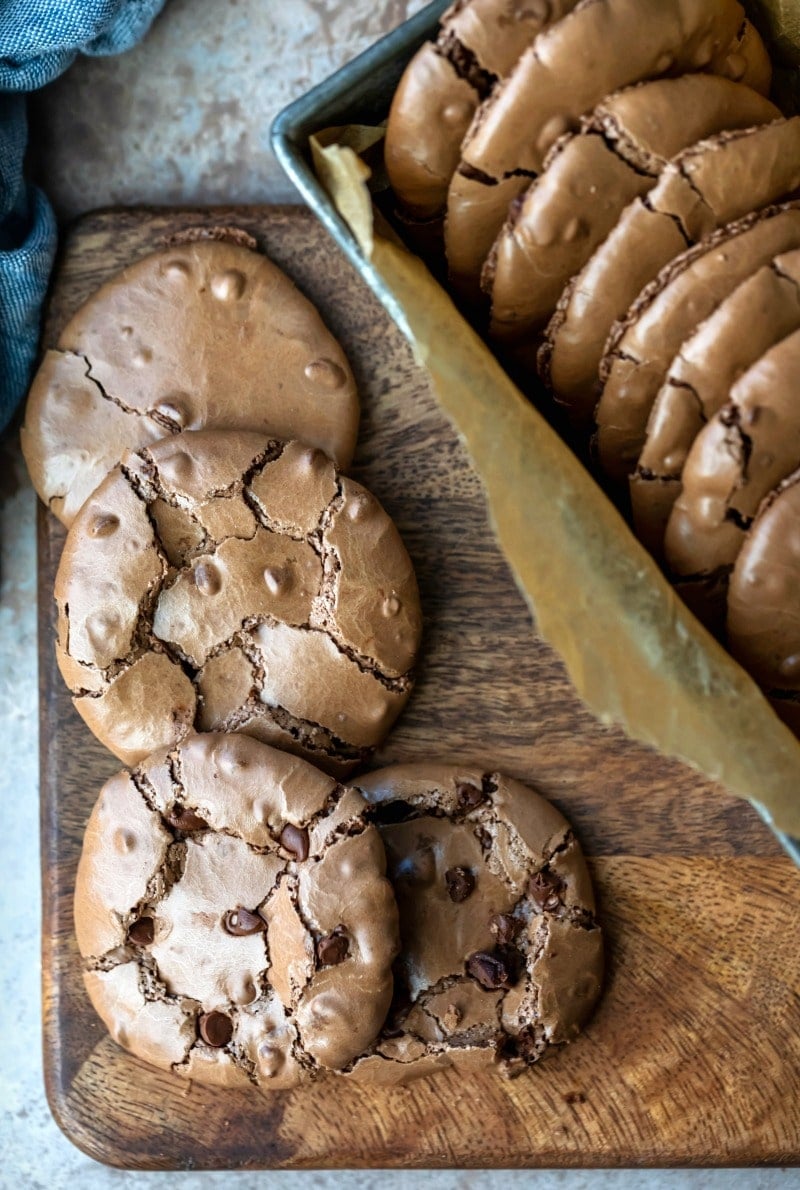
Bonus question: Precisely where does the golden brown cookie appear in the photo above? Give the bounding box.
[74,733,400,1089]
[542,117,800,423]
[445,0,768,300]
[21,234,360,526]
[54,430,422,774]
[385,0,577,219]
[485,76,779,343]
[344,764,602,1084]
[631,247,800,556]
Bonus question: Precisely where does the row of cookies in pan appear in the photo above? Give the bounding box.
[385,0,800,726]
[598,206,800,731]
[76,733,602,1090]
[386,0,772,299]
[21,233,603,1085]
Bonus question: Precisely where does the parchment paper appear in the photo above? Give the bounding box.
[311,111,800,840]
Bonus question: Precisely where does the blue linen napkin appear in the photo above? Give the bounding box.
[0,0,167,435]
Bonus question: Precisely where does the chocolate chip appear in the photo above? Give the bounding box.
[223,907,266,936]
[316,928,349,967]
[466,950,513,990]
[456,781,485,811]
[564,1090,586,1105]
[445,866,475,902]
[198,1011,233,1048]
[280,823,309,861]
[167,805,209,832]
[528,869,563,911]
[127,917,154,946]
[489,913,518,945]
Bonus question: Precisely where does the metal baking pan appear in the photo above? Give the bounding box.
[270,2,800,864]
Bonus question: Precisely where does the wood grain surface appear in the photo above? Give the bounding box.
[39,207,800,1169]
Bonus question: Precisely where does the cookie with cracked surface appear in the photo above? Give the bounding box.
[541,117,800,424]
[385,0,578,220]
[664,327,800,591]
[591,204,800,488]
[727,470,800,732]
[485,76,779,343]
[54,429,422,774]
[445,0,768,301]
[631,246,800,557]
[74,732,400,1089]
[21,230,359,526]
[343,764,602,1084]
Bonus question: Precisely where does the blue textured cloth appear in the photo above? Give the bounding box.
[0,0,167,435]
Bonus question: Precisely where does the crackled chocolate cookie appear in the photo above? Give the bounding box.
[727,470,800,731]
[343,765,602,1084]
[632,246,800,555]
[21,231,360,526]
[595,202,800,487]
[541,117,800,421]
[485,76,779,343]
[74,733,400,1089]
[385,0,578,220]
[665,327,800,588]
[445,0,769,299]
[54,430,422,774]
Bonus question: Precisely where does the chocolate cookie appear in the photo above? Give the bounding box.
[595,202,800,486]
[21,233,360,526]
[445,0,767,300]
[385,0,577,220]
[344,765,602,1084]
[665,327,800,587]
[54,430,422,774]
[74,732,400,1089]
[632,246,800,555]
[542,117,800,421]
[485,76,779,343]
[727,470,800,727]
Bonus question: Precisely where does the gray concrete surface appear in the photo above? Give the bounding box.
[1,0,798,1182]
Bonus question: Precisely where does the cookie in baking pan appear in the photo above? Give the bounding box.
[385,0,578,219]
[54,430,421,774]
[445,0,768,299]
[665,327,800,586]
[595,202,800,486]
[727,470,800,714]
[542,117,800,421]
[631,247,800,555]
[21,231,360,526]
[485,75,779,343]
[74,732,400,1089]
[344,764,602,1084]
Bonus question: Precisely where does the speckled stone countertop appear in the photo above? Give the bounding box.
[1,0,797,1184]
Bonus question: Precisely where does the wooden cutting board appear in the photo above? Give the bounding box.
[39,206,800,1170]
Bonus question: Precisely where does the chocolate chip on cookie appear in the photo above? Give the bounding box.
[347,764,602,1084]
[74,732,400,1089]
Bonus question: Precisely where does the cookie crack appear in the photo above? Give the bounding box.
[771,257,800,301]
[435,29,496,99]
[640,191,694,248]
[71,352,184,434]
[586,117,664,181]
[210,687,368,766]
[634,464,682,484]
[82,945,135,973]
